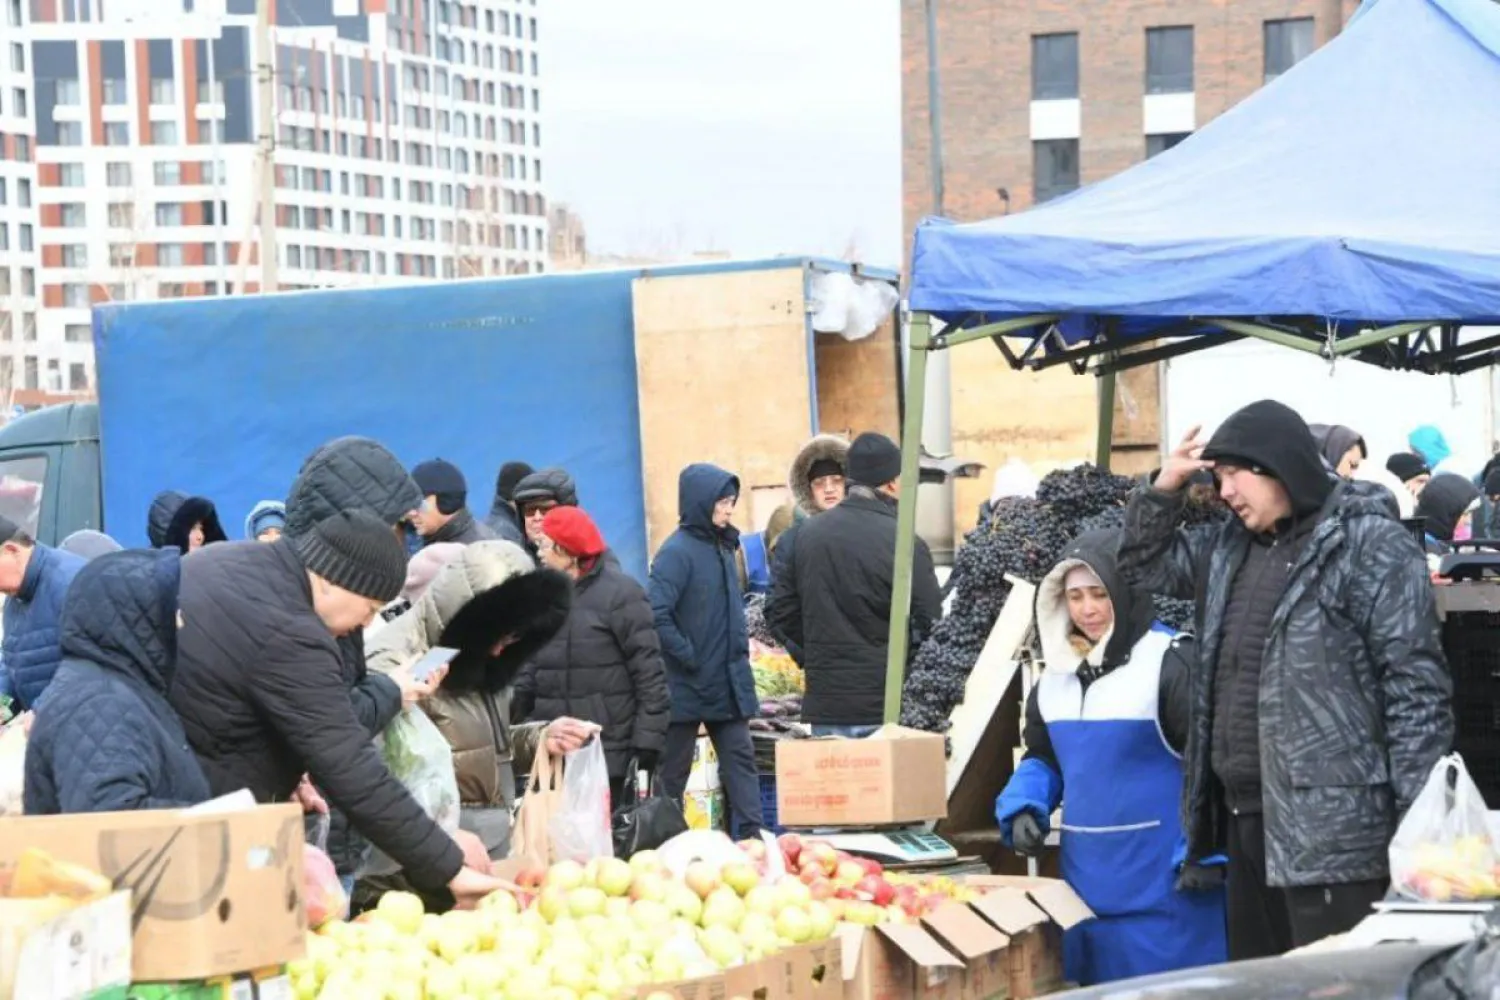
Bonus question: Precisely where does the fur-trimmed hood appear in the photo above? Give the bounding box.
[147,491,227,553]
[788,435,850,516]
[1035,529,1154,676]
[365,539,571,695]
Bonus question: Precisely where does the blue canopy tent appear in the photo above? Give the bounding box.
[880,0,1500,719]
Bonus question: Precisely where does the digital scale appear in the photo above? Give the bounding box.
[801,827,959,866]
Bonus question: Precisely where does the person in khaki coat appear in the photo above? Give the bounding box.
[356,539,580,910]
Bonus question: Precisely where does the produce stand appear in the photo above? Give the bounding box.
[884,0,1500,722]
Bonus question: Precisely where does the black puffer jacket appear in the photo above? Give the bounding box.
[147,492,228,553]
[25,549,211,814]
[170,540,463,889]
[774,486,943,726]
[283,436,416,875]
[512,554,671,779]
[1121,479,1453,888]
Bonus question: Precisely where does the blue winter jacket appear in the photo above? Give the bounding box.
[648,464,758,723]
[24,549,211,814]
[2,544,86,710]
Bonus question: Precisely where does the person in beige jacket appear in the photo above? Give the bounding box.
[356,539,585,910]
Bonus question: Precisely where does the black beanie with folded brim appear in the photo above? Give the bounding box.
[847,433,903,487]
[1201,400,1334,517]
[295,510,407,602]
[1387,452,1431,484]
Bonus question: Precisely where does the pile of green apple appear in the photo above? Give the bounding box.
[288,851,837,1000]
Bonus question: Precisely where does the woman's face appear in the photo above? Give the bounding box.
[537,536,574,575]
[811,474,846,512]
[1067,585,1114,642]
[188,523,206,551]
[522,501,557,542]
[1407,474,1431,498]
[712,495,737,528]
[1336,446,1362,480]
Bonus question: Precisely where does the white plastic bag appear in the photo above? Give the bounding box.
[360,706,461,877]
[548,740,613,863]
[1390,753,1500,901]
[0,721,25,816]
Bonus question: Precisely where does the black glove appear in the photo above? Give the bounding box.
[633,750,659,776]
[1175,862,1226,892]
[1010,812,1046,857]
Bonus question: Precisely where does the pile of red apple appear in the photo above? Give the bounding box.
[736,833,977,924]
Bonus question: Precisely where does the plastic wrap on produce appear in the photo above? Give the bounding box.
[809,271,899,342]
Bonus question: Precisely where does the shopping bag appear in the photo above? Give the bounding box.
[612,760,690,859]
[303,840,347,928]
[0,721,25,817]
[511,739,564,871]
[1390,753,1500,901]
[359,706,461,878]
[548,740,614,863]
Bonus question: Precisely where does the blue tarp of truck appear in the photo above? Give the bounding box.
[94,271,653,575]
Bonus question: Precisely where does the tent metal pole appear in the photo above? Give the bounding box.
[1208,319,1327,355]
[935,314,1060,350]
[886,312,933,724]
[1329,322,1434,356]
[1096,364,1116,469]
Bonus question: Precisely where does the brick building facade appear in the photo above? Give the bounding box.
[902,0,1361,239]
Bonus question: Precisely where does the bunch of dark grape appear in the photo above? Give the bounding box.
[899,464,1229,733]
[743,592,779,648]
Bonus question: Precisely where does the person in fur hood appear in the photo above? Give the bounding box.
[147,491,228,554]
[358,539,584,910]
[764,434,849,651]
[996,530,1225,986]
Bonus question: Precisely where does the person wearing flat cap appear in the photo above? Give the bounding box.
[410,459,495,546]
[1120,400,1451,960]
[170,510,511,908]
[515,507,671,807]
[772,432,942,736]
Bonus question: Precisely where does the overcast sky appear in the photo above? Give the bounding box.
[544,0,902,267]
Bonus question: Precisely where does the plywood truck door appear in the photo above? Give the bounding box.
[633,268,812,556]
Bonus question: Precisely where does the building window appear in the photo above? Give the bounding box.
[17,224,29,251]
[19,267,33,295]
[158,243,184,267]
[198,79,224,104]
[102,77,127,105]
[61,244,86,267]
[65,323,90,343]
[62,283,90,308]
[1146,132,1190,158]
[1033,139,1080,203]
[103,122,129,146]
[59,202,86,227]
[11,88,25,117]
[1031,33,1079,100]
[106,162,132,187]
[55,78,81,105]
[1145,27,1194,94]
[23,357,36,391]
[9,42,22,72]
[150,121,178,145]
[1264,18,1314,82]
[150,78,175,105]
[155,203,183,227]
[58,163,84,187]
[56,121,82,146]
[69,363,87,391]
[107,203,134,228]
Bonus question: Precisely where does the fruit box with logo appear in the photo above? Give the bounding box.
[688,734,722,793]
[684,788,729,832]
[775,726,946,828]
[624,938,843,1000]
[118,967,291,1000]
[0,804,305,982]
[964,878,1095,999]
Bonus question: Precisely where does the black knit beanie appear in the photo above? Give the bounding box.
[1386,452,1431,484]
[846,433,903,487]
[496,461,534,503]
[412,459,467,516]
[807,457,844,483]
[295,510,407,602]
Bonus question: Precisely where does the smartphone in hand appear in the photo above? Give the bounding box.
[409,646,459,683]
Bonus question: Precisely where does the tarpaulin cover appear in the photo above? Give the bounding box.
[93,272,652,578]
[909,0,1500,331]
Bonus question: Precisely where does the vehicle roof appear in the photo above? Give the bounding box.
[0,403,100,449]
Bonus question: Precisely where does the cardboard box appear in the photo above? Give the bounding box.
[627,939,842,1000]
[124,968,291,1000]
[0,804,306,982]
[838,922,965,1000]
[965,878,1093,999]
[775,726,946,827]
[921,902,1012,1000]
[684,788,728,832]
[688,735,721,793]
[5,890,133,1000]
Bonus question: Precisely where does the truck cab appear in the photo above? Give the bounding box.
[0,403,102,546]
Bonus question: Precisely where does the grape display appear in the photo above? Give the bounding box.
[899,466,1230,733]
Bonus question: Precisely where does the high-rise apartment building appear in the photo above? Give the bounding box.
[0,0,546,405]
[903,0,1359,242]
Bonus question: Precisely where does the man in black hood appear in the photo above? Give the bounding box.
[1119,400,1452,961]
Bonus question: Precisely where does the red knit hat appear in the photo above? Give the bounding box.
[541,506,606,559]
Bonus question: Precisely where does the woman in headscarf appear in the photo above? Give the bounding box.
[996,529,1226,986]
[1307,424,1366,479]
